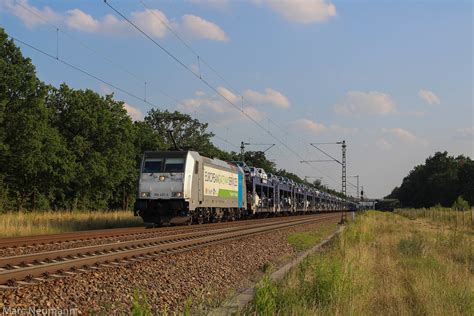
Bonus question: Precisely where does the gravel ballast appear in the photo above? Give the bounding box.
[0,218,339,314]
[0,217,303,257]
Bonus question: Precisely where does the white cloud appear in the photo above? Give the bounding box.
[177,89,265,125]
[334,91,397,116]
[65,9,99,32]
[243,88,290,108]
[65,8,165,37]
[290,118,327,134]
[195,90,206,96]
[457,127,474,139]
[124,103,143,121]
[187,0,230,10]
[256,0,336,24]
[98,83,113,95]
[1,0,61,28]
[131,9,169,38]
[384,128,428,146]
[418,89,440,105]
[179,96,228,113]
[4,1,228,42]
[217,86,239,104]
[401,111,426,118]
[376,138,392,150]
[329,124,359,134]
[188,0,229,7]
[178,14,229,41]
[190,64,200,75]
[241,106,266,121]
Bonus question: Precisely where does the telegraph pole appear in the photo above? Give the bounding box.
[341,140,346,197]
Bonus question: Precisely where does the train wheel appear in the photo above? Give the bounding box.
[197,215,204,225]
[187,216,194,226]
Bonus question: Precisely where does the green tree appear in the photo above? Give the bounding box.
[46,86,136,210]
[144,109,229,160]
[133,121,164,165]
[388,152,472,208]
[237,151,277,173]
[458,158,474,206]
[0,29,72,210]
[145,109,213,149]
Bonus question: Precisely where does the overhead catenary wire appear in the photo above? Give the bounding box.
[12,0,242,150]
[135,0,343,188]
[13,0,179,105]
[266,118,342,187]
[12,0,346,193]
[105,0,344,190]
[104,3,277,142]
[10,36,166,111]
[138,0,242,94]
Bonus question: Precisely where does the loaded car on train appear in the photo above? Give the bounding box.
[134,150,354,225]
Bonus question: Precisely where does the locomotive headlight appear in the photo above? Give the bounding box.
[173,192,183,197]
[140,192,151,198]
[159,175,166,181]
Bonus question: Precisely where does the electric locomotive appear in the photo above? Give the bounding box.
[134,150,246,225]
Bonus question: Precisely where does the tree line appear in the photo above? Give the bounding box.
[0,28,343,212]
[387,151,473,208]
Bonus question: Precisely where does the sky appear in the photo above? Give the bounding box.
[1,0,472,198]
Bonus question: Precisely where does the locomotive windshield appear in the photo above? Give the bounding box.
[142,152,187,174]
[164,158,185,172]
[143,159,163,173]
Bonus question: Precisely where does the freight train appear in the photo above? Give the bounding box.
[134,150,357,225]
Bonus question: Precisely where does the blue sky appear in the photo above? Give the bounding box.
[1,0,472,198]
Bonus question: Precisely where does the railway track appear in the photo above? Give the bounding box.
[0,213,337,250]
[0,213,340,286]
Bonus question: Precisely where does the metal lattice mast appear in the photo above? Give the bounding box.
[341,140,346,197]
[354,175,359,199]
[356,175,359,199]
[240,141,275,162]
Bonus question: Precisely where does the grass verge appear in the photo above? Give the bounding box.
[0,210,143,237]
[287,223,338,251]
[250,211,474,315]
[396,207,473,231]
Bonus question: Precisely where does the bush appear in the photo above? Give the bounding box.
[452,196,470,211]
[254,276,278,315]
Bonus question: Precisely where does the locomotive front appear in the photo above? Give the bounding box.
[134,151,192,225]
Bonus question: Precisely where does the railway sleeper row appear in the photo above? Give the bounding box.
[0,214,339,287]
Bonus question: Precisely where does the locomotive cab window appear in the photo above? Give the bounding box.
[164,158,185,172]
[143,159,163,173]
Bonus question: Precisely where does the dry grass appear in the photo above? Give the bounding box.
[396,207,474,231]
[251,211,474,315]
[0,210,143,237]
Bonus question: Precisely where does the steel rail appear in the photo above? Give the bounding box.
[0,214,336,267]
[0,214,340,285]
[0,212,338,249]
